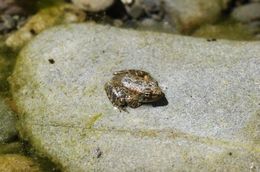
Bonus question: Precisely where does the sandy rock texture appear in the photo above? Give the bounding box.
[10,23,260,171]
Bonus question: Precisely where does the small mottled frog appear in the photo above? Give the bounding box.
[104,69,164,112]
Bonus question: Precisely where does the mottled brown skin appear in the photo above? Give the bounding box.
[105,69,164,112]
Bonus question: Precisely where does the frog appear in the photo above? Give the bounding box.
[104,69,164,112]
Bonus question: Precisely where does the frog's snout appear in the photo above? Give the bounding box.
[153,88,164,98]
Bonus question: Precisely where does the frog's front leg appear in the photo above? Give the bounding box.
[104,82,128,112]
[126,95,142,108]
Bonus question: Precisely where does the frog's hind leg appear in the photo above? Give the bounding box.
[116,100,128,112]
[104,82,128,112]
[128,100,142,108]
[113,97,128,112]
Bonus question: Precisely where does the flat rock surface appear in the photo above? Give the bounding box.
[10,23,260,171]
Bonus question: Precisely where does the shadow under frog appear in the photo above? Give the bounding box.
[104,69,168,112]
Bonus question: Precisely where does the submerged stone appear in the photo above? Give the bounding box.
[0,154,41,172]
[10,23,260,171]
[0,98,17,143]
[5,4,86,50]
[164,0,231,33]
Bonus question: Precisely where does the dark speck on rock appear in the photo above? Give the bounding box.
[48,59,55,64]
[207,38,217,42]
[94,147,102,158]
[29,29,36,35]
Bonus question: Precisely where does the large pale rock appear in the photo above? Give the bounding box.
[10,23,260,171]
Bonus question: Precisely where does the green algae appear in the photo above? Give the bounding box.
[21,141,61,172]
[84,85,98,97]
[0,142,22,154]
[0,141,60,171]
[136,128,259,153]
[205,149,259,171]
[36,0,64,9]
[86,113,103,129]
[193,19,255,40]
[0,38,18,96]
[242,110,260,145]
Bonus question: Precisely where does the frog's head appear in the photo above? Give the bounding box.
[140,81,164,103]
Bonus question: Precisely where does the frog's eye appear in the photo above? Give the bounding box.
[144,91,150,97]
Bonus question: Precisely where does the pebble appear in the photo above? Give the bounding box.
[5,4,86,49]
[121,0,164,20]
[231,3,260,23]
[0,0,26,34]
[71,0,114,12]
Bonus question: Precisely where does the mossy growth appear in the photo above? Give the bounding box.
[35,0,65,9]
[193,19,255,41]
[0,38,18,96]
[86,113,103,129]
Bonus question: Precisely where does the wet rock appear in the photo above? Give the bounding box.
[0,154,41,172]
[122,0,144,19]
[5,4,86,50]
[0,142,23,154]
[72,0,114,12]
[1,15,16,31]
[192,22,255,40]
[0,0,27,34]
[10,23,260,171]
[121,0,164,20]
[138,18,175,33]
[231,3,260,23]
[0,0,25,15]
[163,0,231,33]
[0,98,17,143]
[231,3,260,38]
